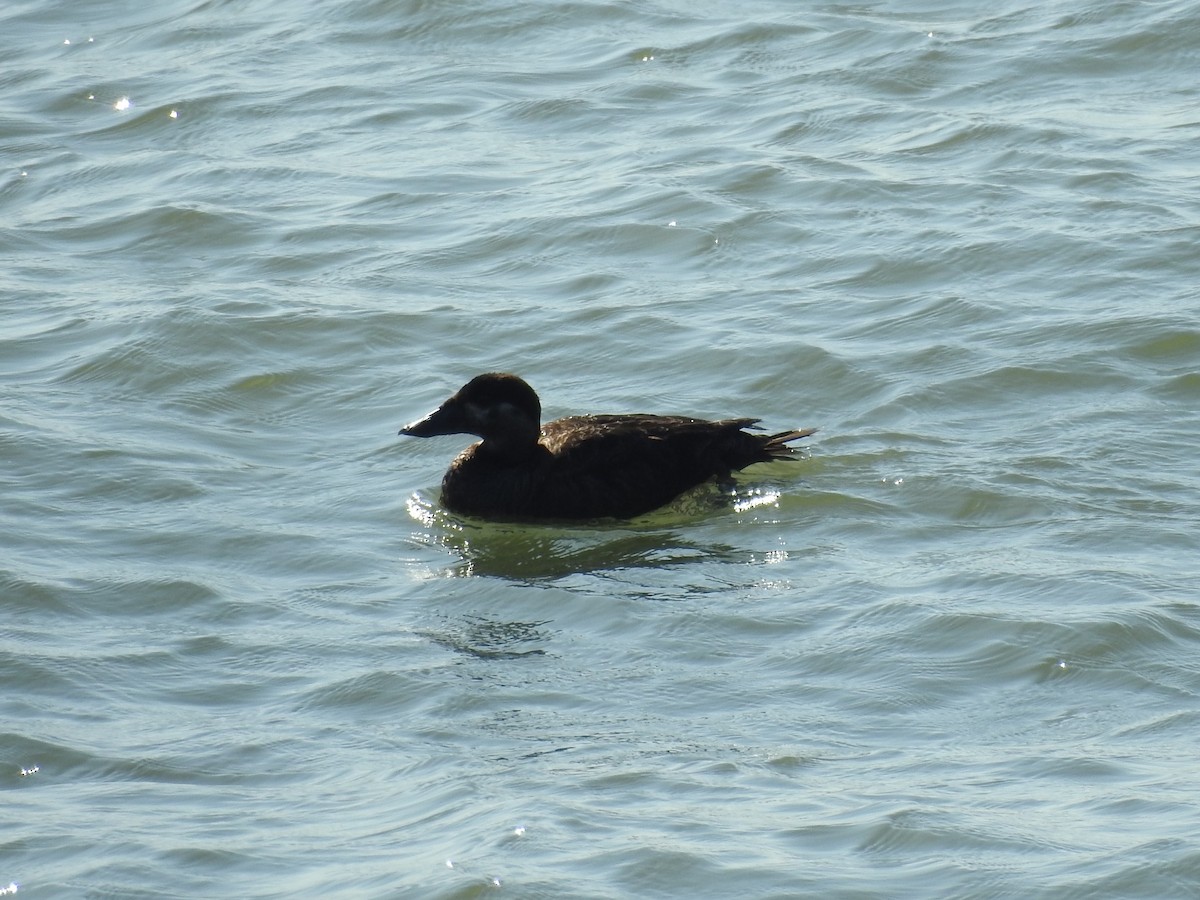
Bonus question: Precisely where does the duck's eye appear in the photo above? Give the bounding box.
[470,401,518,423]
[493,402,521,421]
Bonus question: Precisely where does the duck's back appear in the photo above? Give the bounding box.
[441,414,794,520]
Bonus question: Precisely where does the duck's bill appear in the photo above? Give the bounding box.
[400,401,467,437]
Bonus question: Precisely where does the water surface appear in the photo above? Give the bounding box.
[3,0,1200,896]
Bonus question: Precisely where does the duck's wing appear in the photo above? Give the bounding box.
[533,415,772,518]
[542,413,752,446]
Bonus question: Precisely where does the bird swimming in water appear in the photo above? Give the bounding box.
[400,372,816,521]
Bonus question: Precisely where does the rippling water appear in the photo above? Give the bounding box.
[4,0,1200,896]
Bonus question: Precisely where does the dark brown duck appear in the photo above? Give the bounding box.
[400,373,816,521]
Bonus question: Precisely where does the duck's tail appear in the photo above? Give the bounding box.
[762,427,818,461]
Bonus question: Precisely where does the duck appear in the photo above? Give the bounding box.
[399,372,816,521]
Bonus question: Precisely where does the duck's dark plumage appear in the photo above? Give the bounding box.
[400,373,816,521]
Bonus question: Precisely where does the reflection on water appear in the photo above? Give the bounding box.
[418,615,551,660]
[406,490,742,580]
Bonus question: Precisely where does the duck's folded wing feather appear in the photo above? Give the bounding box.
[533,416,762,517]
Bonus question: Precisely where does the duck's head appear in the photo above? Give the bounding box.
[400,372,542,449]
